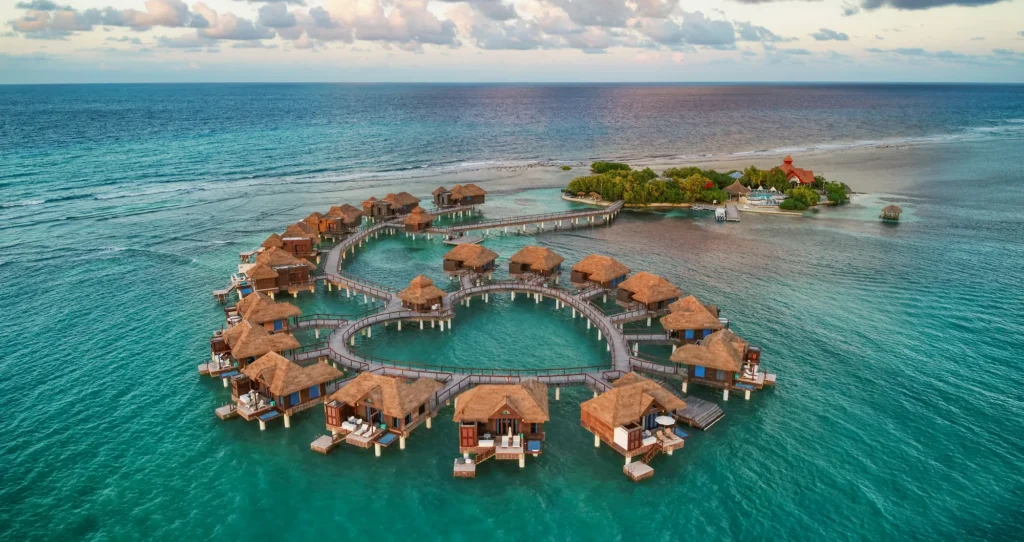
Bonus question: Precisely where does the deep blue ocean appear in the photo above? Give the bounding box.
[1,84,1023,541]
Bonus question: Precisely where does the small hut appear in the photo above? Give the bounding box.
[724,180,752,200]
[450,184,487,206]
[453,380,549,469]
[397,275,446,312]
[432,186,452,207]
[670,329,769,399]
[570,254,631,288]
[588,192,602,202]
[234,352,341,428]
[361,197,381,219]
[508,246,564,277]
[302,212,325,233]
[261,233,284,250]
[660,296,724,344]
[219,319,301,367]
[234,292,301,332]
[383,192,421,215]
[443,244,498,274]
[580,372,687,472]
[281,222,320,260]
[247,246,317,297]
[616,272,682,311]
[324,373,443,450]
[880,205,902,222]
[404,206,435,233]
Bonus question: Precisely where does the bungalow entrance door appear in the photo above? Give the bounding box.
[365,406,382,427]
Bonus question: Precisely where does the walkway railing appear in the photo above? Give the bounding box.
[434,200,624,234]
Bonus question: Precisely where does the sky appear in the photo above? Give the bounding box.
[2,0,1023,83]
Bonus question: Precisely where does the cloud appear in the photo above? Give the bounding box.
[14,0,71,10]
[194,2,273,40]
[678,11,735,48]
[779,47,812,55]
[105,35,142,44]
[9,0,208,40]
[861,0,1006,10]
[156,34,215,48]
[549,0,635,28]
[1018,30,1024,37]
[735,21,789,43]
[811,28,849,41]
[438,0,516,21]
[865,46,1024,66]
[257,3,296,29]
[232,40,277,48]
[633,0,678,18]
[841,2,860,15]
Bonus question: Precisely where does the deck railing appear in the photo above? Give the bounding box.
[435,200,624,234]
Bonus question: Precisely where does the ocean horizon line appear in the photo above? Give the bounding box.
[3,80,1024,87]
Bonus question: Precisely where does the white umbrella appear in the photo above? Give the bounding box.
[655,415,676,426]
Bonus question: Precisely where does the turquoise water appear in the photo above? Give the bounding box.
[2,85,1024,541]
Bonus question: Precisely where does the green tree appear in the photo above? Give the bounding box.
[785,186,820,207]
[591,161,630,174]
[824,181,850,204]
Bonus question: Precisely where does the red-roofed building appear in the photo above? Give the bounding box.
[779,155,815,186]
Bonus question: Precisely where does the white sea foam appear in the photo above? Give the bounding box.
[3,199,46,208]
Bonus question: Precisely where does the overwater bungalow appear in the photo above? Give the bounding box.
[443,244,498,275]
[570,254,630,288]
[280,222,320,261]
[779,155,815,186]
[231,352,342,430]
[669,329,774,400]
[232,291,301,332]
[208,318,300,375]
[261,233,284,251]
[508,246,564,278]
[246,246,317,298]
[724,180,752,200]
[452,380,548,476]
[302,211,324,233]
[397,275,447,312]
[320,372,443,455]
[660,296,725,345]
[404,206,435,233]
[383,192,421,215]
[361,197,382,219]
[324,204,364,233]
[880,205,902,221]
[616,272,682,311]
[450,184,487,206]
[580,373,688,480]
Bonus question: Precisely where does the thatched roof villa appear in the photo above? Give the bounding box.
[616,271,682,311]
[571,254,630,288]
[450,184,486,206]
[508,245,564,277]
[404,206,435,232]
[247,246,317,298]
[323,373,443,453]
[383,192,421,215]
[443,244,498,275]
[660,295,724,344]
[724,180,752,199]
[234,292,301,332]
[880,205,902,221]
[452,381,549,475]
[670,329,773,399]
[221,319,300,365]
[233,352,341,428]
[397,275,446,312]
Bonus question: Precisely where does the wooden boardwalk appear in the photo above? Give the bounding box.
[676,397,725,430]
[429,200,624,236]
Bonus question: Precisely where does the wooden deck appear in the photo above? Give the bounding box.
[676,397,725,430]
[453,458,476,478]
[624,462,654,482]
[310,434,344,455]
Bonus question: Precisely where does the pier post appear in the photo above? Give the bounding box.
[633,343,638,355]
[398,320,402,331]
[587,320,591,330]
[426,416,432,429]
[367,326,372,338]
[593,391,598,398]
[625,456,631,466]
[519,454,525,468]
[420,321,424,330]
[328,282,332,292]
[315,328,320,339]
[598,329,602,341]
[603,293,607,303]
[400,436,406,450]
[647,317,651,327]
[682,381,688,393]
[467,297,471,307]
[347,288,351,298]
[350,335,355,346]
[375,443,381,457]
[555,386,560,401]
[672,345,677,353]
[259,420,266,431]
[667,448,673,456]
[284,414,291,428]
[363,295,368,303]
[431,320,435,329]
[511,291,515,300]
[222,377,229,388]
[745,389,751,401]
[485,293,489,303]
[269,292,275,300]
[439,320,445,331]
[722,389,729,401]
[594,434,600,447]
[292,291,298,298]
[448,319,453,330]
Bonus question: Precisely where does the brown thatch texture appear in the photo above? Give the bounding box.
[618,272,682,304]
[329,373,443,418]
[452,380,549,423]
[451,184,486,199]
[261,233,284,249]
[242,352,341,397]
[580,372,686,428]
[384,192,421,207]
[404,206,434,226]
[255,247,316,269]
[236,292,302,324]
[303,212,324,230]
[572,254,630,282]
[397,275,447,305]
[283,222,319,243]
[444,244,498,268]
[432,186,449,196]
[509,246,564,272]
[724,180,751,195]
[361,197,378,211]
[246,263,279,280]
[660,296,722,332]
[669,329,749,372]
[224,320,300,359]
[882,205,902,214]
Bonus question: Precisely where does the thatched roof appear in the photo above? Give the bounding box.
[326,204,363,223]
[236,292,301,324]
[255,246,316,269]
[580,372,685,428]
[384,192,420,207]
[724,180,751,195]
[224,320,300,359]
[669,329,749,372]
[242,352,341,397]
[509,246,564,272]
[588,192,602,200]
[261,233,284,249]
[572,254,630,282]
[452,380,549,424]
[404,206,434,226]
[283,222,319,242]
[444,244,498,268]
[361,197,378,210]
[660,296,723,332]
[397,275,447,305]
[246,263,278,280]
[882,205,902,214]
[432,186,449,196]
[329,373,443,418]
[618,272,682,304]
[303,212,324,229]
[451,184,486,199]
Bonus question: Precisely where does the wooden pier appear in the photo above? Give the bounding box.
[623,461,655,482]
[430,200,624,237]
[675,397,725,430]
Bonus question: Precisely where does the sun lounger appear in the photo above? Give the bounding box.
[501,436,510,448]
[512,436,521,448]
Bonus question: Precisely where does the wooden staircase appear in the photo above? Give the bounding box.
[640,441,662,463]
[475,447,496,464]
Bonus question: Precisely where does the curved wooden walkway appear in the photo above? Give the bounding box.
[429,200,624,235]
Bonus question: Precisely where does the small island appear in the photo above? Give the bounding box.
[564,156,852,213]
